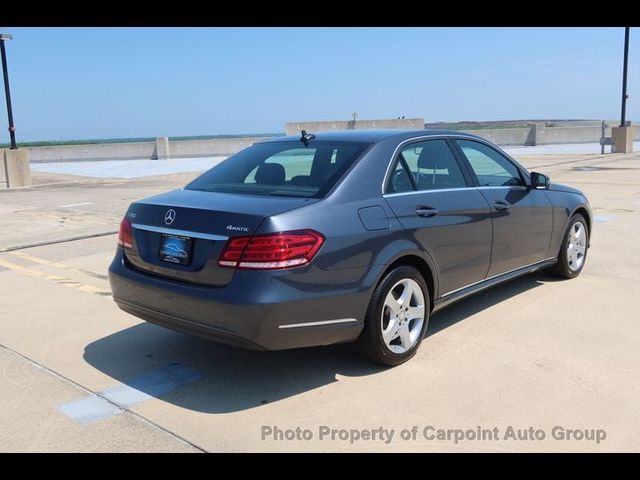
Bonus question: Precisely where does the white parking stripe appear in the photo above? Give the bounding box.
[59,202,94,208]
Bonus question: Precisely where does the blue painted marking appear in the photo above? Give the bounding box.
[594,215,615,223]
[58,395,123,425]
[58,363,202,424]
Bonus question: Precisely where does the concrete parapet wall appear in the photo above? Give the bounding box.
[461,127,532,146]
[460,125,640,146]
[285,118,424,135]
[21,123,640,164]
[538,126,606,145]
[169,137,271,158]
[28,137,272,163]
[29,141,157,163]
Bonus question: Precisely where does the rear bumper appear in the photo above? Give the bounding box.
[108,250,369,350]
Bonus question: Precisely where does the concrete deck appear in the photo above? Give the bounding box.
[1,150,639,452]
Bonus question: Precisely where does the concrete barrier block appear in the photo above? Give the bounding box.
[155,136,170,159]
[611,126,634,153]
[0,152,7,189]
[2,148,32,188]
[532,123,547,146]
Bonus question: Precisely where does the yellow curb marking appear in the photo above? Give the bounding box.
[0,257,111,296]
[7,250,108,281]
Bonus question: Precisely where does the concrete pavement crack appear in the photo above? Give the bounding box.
[0,231,118,253]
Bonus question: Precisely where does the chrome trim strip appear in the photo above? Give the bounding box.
[132,223,229,241]
[441,257,556,298]
[278,318,358,329]
[382,185,528,199]
[383,187,473,198]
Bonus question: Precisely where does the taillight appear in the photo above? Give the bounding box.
[118,217,133,249]
[218,230,325,270]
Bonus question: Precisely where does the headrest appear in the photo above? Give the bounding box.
[255,163,286,185]
[417,142,452,170]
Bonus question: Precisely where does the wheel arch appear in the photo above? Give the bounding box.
[572,206,591,241]
[376,254,437,312]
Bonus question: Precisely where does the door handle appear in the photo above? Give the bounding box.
[492,201,510,211]
[416,206,439,217]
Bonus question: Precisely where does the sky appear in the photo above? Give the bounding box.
[0,27,638,142]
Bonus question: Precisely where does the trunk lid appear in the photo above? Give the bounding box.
[124,189,314,286]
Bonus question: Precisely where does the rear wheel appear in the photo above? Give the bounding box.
[355,266,430,366]
[548,213,589,279]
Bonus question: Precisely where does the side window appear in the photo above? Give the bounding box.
[456,140,525,187]
[388,160,414,194]
[399,139,467,191]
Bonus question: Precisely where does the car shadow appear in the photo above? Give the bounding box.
[83,323,383,414]
[84,271,559,414]
[427,271,557,336]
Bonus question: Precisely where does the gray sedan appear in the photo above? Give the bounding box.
[109,129,591,365]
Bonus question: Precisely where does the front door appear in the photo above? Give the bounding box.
[454,139,554,277]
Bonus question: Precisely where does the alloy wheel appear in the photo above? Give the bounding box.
[567,221,587,272]
[381,278,426,354]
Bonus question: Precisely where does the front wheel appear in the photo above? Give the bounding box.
[548,213,589,279]
[355,266,430,366]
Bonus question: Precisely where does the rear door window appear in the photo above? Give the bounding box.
[388,139,467,192]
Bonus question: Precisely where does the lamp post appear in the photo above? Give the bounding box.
[0,33,17,149]
[611,27,634,154]
[619,27,630,127]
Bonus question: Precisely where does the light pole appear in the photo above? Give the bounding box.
[1,33,17,149]
[619,27,630,127]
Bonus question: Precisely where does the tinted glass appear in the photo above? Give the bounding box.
[456,140,525,187]
[388,160,414,193]
[186,141,368,198]
[399,139,467,191]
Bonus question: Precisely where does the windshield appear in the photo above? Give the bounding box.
[185,141,369,198]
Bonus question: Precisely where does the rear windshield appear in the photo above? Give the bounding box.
[185,141,369,198]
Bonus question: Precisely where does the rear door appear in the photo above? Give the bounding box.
[383,138,493,297]
[453,139,554,277]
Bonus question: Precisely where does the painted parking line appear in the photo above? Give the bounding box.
[594,215,615,223]
[59,202,94,208]
[0,257,111,296]
[58,363,202,424]
[8,250,109,281]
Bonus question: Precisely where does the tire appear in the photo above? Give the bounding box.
[548,213,589,279]
[355,265,430,366]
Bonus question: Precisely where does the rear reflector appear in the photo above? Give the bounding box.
[218,230,325,270]
[118,217,133,249]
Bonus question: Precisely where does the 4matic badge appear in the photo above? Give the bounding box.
[226,225,249,232]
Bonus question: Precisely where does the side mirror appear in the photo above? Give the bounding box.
[530,172,550,190]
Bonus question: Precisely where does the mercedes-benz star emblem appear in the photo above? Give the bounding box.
[164,209,176,225]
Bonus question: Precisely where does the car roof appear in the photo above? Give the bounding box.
[263,129,483,144]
